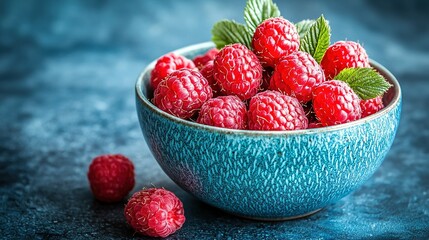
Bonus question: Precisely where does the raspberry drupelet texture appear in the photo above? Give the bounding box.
[193,48,219,69]
[252,17,300,67]
[269,51,325,103]
[248,90,308,130]
[321,41,370,80]
[153,69,213,119]
[150,53,196,89]
[360,95,384,118]
[87,154,135,203]
[213,43,262,100]
[199,60,221,97]
[124,188,185,238]
[197,95,247,129]
[312,80,362,126]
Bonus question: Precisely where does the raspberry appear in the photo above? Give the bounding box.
[200,60,221,96]
[360,95,384,118]
[124,188,185,238]
[321,41,370,80]
[197,95,247,129]
[248,90,308,130]
[252,17,300,67]
[193,48,219,69]
[269,51,325,103]
[153,69,213,119]
[312,80,362,126]
[213,43,262,100]
[87,154,135,202]
[150,53,196,89]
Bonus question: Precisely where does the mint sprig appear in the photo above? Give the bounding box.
[211,20,252,49]
[244,0,280,34]
[211,0,281,50]
[299,15,330,63]
[334,67,392,100]
[295,19,316,39]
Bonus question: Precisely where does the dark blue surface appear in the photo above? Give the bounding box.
[1,0,428,239]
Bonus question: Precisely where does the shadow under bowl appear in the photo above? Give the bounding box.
[135,42,402,220]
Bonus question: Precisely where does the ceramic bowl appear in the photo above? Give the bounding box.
[135,42,402,220]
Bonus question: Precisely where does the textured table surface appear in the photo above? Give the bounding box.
[1,0,429,239]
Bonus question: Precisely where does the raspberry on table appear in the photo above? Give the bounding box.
[197,95,247,130]
[152,69,213,119]
[248,90,308,130]
[321,41,370,80]
[87,154,135,203]
[193,48,219,69]
[124,188,185,238]
[252,17,300,67]
[269,51,325,103]
[360,95,384,118]
[150,53,196,89]
[213,43,262,100]
[312,80,362,126]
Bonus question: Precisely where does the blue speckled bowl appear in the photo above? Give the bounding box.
[135,42,402,220]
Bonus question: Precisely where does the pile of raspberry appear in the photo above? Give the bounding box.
[150,17,384,130]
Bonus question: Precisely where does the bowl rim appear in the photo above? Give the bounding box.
[135,42,401,136]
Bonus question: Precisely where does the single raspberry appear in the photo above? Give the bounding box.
[197,95,247,130]
[269,51,325,103]
[213,43,262,100]
[321,41,370,80]
[87,154,135,202]
[193,48,219,69]
[252,17,300,67]
[248,90,308,130]
[312,80,362,126]
[124,188,185,238]
[360,95,384,118]
[153,69,213,119]
[150,53,196,89]
[200,60,221,96]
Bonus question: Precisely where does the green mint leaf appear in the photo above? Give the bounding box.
[299,15,331,63]
[211,20,252,49]
[295,19,316,39]
[334,67,392,100]
[244,0,281,34]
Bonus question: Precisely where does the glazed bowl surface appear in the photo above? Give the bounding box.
[135,42,401,220]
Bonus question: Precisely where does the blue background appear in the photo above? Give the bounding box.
[1,0,428,239]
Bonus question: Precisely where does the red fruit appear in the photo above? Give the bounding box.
[200,60,221,96]
[252,17,300,67]
[150,53,196,89]
[321,41,370,80]
[269,51,325,103]
[248,90,308,130]
[313,80,362,126]
[213,43,262,100]
[87,154,135,202]
[153,69,213,119]
[124,188,185,238]
[360,95,384,118]
[193,48,219,69]
[197,95,247,130]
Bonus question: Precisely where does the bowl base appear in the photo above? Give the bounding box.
[230,208,323,221]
